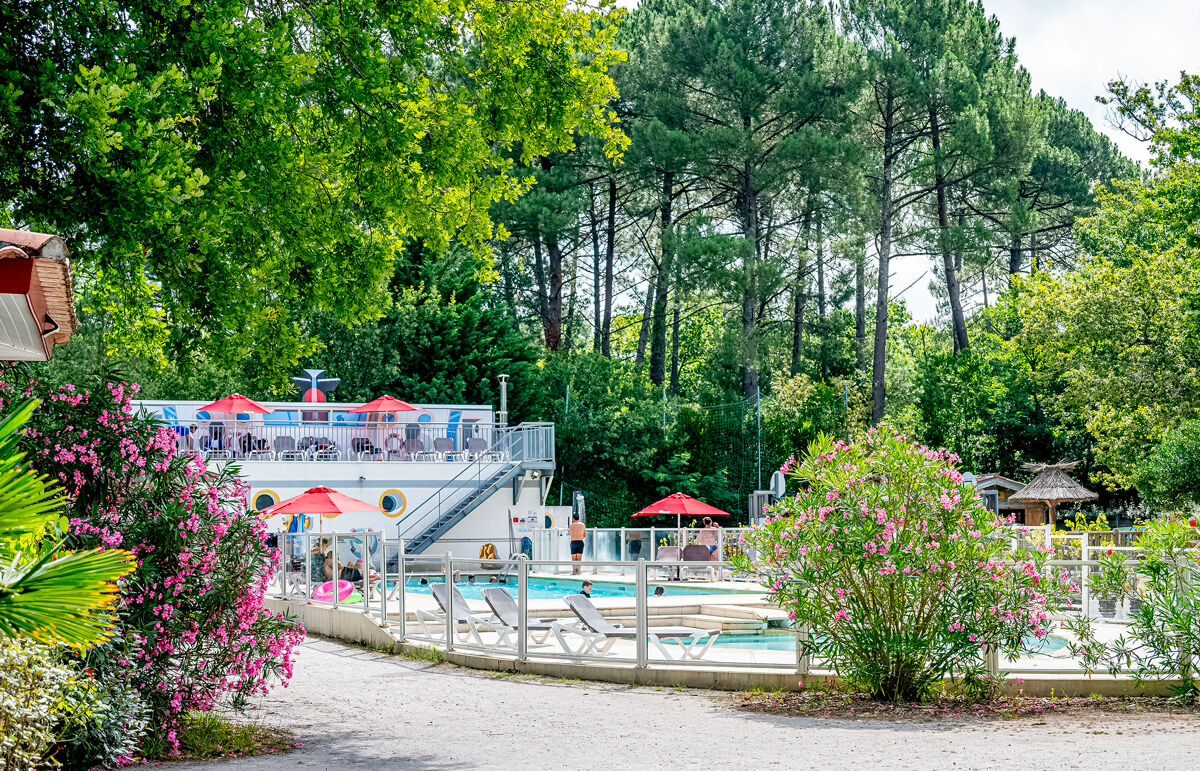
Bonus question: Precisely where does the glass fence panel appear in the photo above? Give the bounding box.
[268,531,1161,678]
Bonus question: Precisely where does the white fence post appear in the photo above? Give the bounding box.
[331,534,339,606]
[362,533,370,616]
[636,559,648,670]
[444,552,454,652]
[397,539,406,639]
[796,624,810,675]
[518,556,529,662]
[1081,535,1090,616]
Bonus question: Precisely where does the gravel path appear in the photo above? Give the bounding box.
[174,638,1199,770]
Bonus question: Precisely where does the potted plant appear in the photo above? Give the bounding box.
[1088,548,1132,618]
[1126,574,1144,616]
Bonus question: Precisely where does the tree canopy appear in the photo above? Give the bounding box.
[29,0,1195,520]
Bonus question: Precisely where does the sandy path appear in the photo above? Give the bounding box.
[173,638,1199,770]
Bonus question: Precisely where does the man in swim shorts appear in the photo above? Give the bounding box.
[569,513,586,575]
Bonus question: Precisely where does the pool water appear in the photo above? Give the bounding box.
[692,632,1071,656]
[398,577,707,600]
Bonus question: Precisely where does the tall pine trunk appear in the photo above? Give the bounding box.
[855,245,867,372]
[816,209,828,380]
[563,243,579,351]
[501,247,518,324]
[539,157,564,351]
[670,258,681,394]
[1008,232,1022,284]
[544,236,564,351]
[602,176,616,357]
[635,273,654,365]
[532,236,549,336]
[741,126,759,399]
[649,171,674,386]
[791,208,812,375]
[872,89,895,424]
[589,184,602,352]
[930,111,969,353]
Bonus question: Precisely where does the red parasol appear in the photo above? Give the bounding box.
[633,492,731,529]
[349,395,421,414]
[199,393,271,415]
[262,486,384,529]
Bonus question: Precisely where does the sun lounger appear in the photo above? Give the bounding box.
[415,583,514,648]
[680,544,716,581]
[481,587,558,645]
[654,546,682,580]
[552,594,720,661]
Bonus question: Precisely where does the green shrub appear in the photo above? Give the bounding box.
[732,427,1073,701]
[1066,516,1200,701]
[0,638,73,770]
[53,634,149,769]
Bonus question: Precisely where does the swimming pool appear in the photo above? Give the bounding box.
[398,577,724,600]
[678,632,1072,655]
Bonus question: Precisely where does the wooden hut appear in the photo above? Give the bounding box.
[1008,461,1099,526]
[973,473,1027,517]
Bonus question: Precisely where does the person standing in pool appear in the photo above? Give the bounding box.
[569,513,586,575]
[581,580,592,598]
[653,586,665,597]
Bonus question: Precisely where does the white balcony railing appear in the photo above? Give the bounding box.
[174,421,503,463]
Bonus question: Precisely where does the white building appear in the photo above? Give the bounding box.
[134,399,556,559]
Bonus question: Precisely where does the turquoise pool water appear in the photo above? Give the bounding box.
[398,577,716,600]
[684,632,1071,655]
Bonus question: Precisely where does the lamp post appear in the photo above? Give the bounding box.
[497,373,510,430]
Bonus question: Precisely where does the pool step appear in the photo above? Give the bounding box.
[595,614,764,632]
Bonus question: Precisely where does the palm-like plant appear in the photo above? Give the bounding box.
[0,399,133,648]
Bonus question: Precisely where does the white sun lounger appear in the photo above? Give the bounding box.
[415,583,514,648]
[481,586,558,645]
[552,594,720,661]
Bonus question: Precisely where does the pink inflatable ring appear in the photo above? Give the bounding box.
[312,579,354,603]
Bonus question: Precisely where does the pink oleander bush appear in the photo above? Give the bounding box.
[0,376,304,761]
[731,427,1074,701]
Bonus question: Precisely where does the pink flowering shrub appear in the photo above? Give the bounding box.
[732,427,1073,701]
[0,376,304,757]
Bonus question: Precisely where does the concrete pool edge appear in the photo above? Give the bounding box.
[268,598,1178,698]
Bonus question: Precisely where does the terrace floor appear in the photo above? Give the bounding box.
[172,637,1200,770]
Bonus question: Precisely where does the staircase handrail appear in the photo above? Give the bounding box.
[394,422,554,542]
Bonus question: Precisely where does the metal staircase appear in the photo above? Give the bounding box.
[396,423,554,554]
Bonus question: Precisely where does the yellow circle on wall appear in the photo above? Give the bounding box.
[253,489,279,515]
[380,489,407,518]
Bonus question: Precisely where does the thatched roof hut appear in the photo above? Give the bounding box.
[1009,461,1098,525]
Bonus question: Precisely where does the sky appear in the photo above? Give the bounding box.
[894,0,1200,320]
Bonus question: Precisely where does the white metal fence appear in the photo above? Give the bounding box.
[531,527,759,576]
[270,529,1163,679]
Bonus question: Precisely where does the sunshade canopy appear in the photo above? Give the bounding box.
[633,492,731,528]
[262,486,385,519]
[199,393,271,415]
[349,395,420,414]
